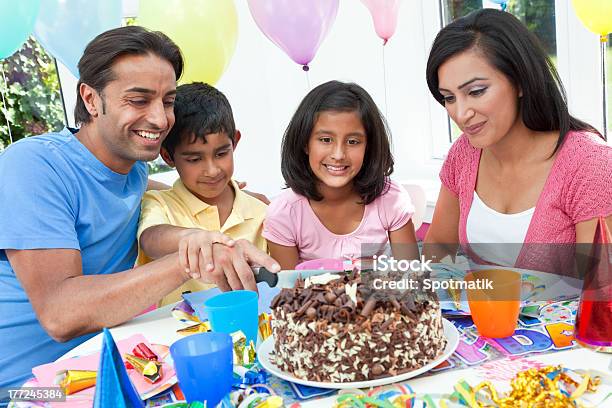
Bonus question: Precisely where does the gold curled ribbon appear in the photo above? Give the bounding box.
[468,366,601,407]
[124,353,163,383]
[176,321,211,336]
[258,313,272,341]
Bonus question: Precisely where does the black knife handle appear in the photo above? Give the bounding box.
[252,266,279,287]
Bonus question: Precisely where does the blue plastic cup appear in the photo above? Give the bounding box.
[204,290,258,344]
[170,332,233,405]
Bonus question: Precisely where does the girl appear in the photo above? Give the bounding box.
[263,81,419,269]
[424,9,611,273]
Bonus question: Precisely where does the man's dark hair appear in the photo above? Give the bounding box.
[426,8,602,153]
[162,82,236,158]
[74,25,183,125]
[281,80,394,205]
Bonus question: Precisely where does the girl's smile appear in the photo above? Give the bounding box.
[306,110,367,192]
[323,163,350,175]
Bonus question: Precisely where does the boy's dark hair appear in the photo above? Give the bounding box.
[75,25,183,125]
[281,80,394,205]
[162,82,236,158]
[426,8,602,154]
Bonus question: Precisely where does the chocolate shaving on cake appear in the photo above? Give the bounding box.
[269,269,447,383]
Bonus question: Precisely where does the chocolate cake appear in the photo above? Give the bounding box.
[269,271,446,383]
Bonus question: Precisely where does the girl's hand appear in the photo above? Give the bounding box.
[178,230,235,279]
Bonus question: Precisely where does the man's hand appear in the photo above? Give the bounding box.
[178,230,235,279]
[146,178,171,191]
[236,181,270,205]
[209,239,280,292]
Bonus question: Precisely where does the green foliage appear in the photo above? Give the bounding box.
[148,157,172,174]
[442,1,556,55]
[443,0,482,24]
[0,37,65,151]
[507,0,556,55]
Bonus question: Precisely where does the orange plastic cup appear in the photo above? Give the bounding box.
[465,269,521,338]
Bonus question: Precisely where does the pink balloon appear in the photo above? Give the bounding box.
[361,0,403,45]
[247,0,339,69]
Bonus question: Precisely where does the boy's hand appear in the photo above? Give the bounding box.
[210,239,281,292]
[178,230,235,279]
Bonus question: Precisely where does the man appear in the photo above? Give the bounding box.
[0,26,279,392]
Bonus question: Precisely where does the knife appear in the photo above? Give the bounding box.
[252,267,341,289]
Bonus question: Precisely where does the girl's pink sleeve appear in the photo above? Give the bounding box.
[381,180,415,231]
[262,195,297,246]
[564,139,612,223]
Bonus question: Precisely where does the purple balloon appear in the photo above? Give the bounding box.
[247,0,339,68]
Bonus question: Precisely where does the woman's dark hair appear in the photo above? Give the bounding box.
[74,25,183,125]
[281,80,394,204]
[163,82,236,159]
[426,8,602,153]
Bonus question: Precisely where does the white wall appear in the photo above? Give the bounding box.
[215,0,443,197]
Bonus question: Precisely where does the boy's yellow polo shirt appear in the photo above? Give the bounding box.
[137,179,267,306]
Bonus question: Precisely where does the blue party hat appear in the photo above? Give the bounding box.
[93,328,143,408]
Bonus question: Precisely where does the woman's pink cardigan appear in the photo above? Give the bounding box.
[439,131,612,272]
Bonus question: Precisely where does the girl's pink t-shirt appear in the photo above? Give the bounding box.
[439,130,612,272]
[263,180,414,263]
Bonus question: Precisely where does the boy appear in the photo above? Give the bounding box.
[137,82,267,305]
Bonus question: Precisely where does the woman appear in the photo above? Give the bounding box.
[424,9,611,274]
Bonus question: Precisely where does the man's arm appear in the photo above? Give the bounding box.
[9,239,280,343]
[147,178,171,191]
[7,248,187,342]
[236,181,270,205]
[140,225,280,291]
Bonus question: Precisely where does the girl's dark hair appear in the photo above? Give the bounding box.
[281,80,393,204]
[426,8,602,153]
[74,25,183,125]
[163,82,236,159]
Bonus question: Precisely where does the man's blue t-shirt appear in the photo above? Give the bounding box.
[0,128,148,390]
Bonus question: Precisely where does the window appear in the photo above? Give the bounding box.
[424,0,607,158]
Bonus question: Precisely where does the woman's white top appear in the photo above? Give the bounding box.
[466,192,535,266]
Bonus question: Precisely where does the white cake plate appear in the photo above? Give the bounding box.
[257,318,459,389]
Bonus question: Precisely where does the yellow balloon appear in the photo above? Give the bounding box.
[138,0,238,84]
[571,0,612,37]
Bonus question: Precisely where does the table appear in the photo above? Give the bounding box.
[60,304,612,407]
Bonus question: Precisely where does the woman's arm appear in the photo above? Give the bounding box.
[575,215,612,277]
[267,241,300,270]
[423,185,461,262]
[576,215,612,243]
